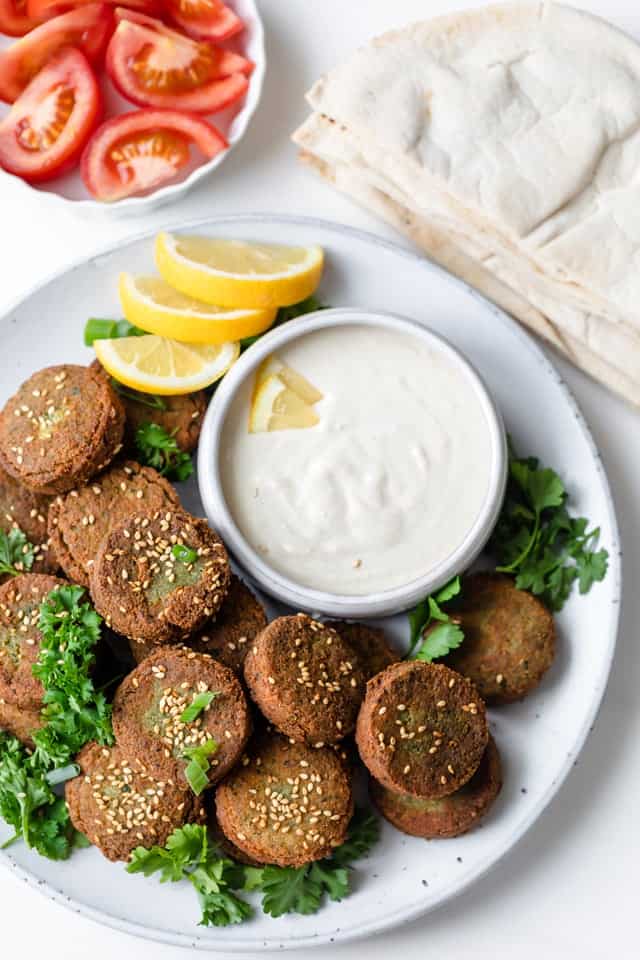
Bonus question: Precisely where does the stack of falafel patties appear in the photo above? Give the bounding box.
[0,363,556,868]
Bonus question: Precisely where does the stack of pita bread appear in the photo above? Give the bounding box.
[293,2,640,406]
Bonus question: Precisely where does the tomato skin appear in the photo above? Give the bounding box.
[27,0,160,17]
[0,5,115,105]
[0,0,50,37]
[81,108,227,200]
[106,16,250,113]
[162,0,243,42]
[0,46,101,182]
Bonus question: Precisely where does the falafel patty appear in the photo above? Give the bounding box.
[192,575,267,673]
[370,735,502,838]
[66,741,206,862]
[215,733,353,867]
[0,365,124,494]
[446,573,556,704]
[331,622,400,680]
[0,699,42,747]
[112,646,251,788]
[0,573,65,709]
[90,360,206,455]
[48,461,179,588]
[89,509,230,644]
[355,661,488,800]
[0,465,57,578]
[244,614,367,745]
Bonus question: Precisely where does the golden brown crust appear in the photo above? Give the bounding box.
[370,735,502,838]
[331,621,400,680]
[192,575,267,673]
[112,646,251,787]
[89,509,230,643]
[0,466,57,580]
[447,573,556,704]
[215,733,353,867]
[0,365,124,494]
[355,661,488,799]
[244,614,367,745]
[48,461,179,588]
[66,741,206,862]
[0,698,42,747]
[0,573,66,709]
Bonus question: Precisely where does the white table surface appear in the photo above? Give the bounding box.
[0,1,638,957]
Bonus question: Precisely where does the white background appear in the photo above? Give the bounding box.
[0,1,638,957]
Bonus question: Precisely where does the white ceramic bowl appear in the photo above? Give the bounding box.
[198,308,507,618]
[0,0,265,217]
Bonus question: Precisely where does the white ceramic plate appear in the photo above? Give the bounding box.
[0,215,621,951]
[0,1,265,217]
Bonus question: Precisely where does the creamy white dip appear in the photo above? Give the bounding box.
[220,324,493,596]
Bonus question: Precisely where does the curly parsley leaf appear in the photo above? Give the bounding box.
[407,576,462,660]
[0,733,75,860]
[128,824,252,927]
[414,622,465,663]
[32,585,113,770]
[0,527,35,578]
[134,422,193,482]
[490,449,608,611]
[257,807,379,918]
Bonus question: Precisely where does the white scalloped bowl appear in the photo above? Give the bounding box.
[0,0,265,217]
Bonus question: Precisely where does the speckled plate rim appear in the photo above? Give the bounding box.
[0,214,622,952]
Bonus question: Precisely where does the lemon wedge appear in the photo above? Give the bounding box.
[254,354,324,405]
[249,374,321,433]
[155,232,324,308]
[94,335,239,395]
[119,273,277,345]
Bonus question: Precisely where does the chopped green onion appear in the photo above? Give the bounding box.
[45,763,81,786]
[172,544,198,565]
[182,739,218,795]
[180,691,217,725]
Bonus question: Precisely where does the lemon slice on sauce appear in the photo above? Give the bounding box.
[249,374,321,433]
[254,354,324,404]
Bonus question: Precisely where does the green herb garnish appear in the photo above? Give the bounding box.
[0,527,35,578]
[127,808,379,927]
[172,543,199,566]
[407,576,464,661]
[83,317,145,346]
[0,733,74,859]
[180,691,217,724]
[183,739,218,795]
[0,585,111,859]
[134,422,193,482]
[112,382,168,411]
[32,585,113,770]
[256,807,379,918]
[490,448,609,611]
[128,824,252,927]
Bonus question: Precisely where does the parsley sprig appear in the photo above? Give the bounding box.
[256,807,379,918]
[128,824,252,927]
[134,423,194,482]
[0,586,113,859]
[490,450,608,611]
[407,577,464,662]
[0,527,35,578]
[128,809,379,927]
[32,586,114,769]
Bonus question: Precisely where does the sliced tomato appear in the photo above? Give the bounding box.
[0,46,101,182]
[106,13,250,113]
[0,0,50,37]
[161,0,243,42]
[27,0,159,17]
[0,5,114,105]
[81,108,226,200]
